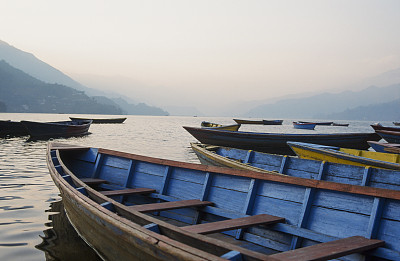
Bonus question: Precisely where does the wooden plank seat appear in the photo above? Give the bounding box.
[129,199,213,213]
[80,178,108,185]
[181,214,285,235]
[100,188,156,196]
[269,236,385,261]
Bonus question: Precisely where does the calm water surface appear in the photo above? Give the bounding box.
[0,113,389,260]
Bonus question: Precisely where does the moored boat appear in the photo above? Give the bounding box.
[298,121,333,126]
[376,130,400,143]
[233,119,283,125]
[293,121,316,130]
[368,141,400,154]
[331,122,349,127]
[190,142,400,188]
[22,120,92,140]
[262,119,283,125]
[0,120,29,137]
[47,142,399,260]
[69,117,126,124]
[393,122,400,126]
[371,123,400,132]
[288,141,400,170]
[201,121,241,131]
[183,126,381,155]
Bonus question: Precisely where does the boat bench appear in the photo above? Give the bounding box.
[269,236,385,261]
[129,199,213,213]
[181,214,285,235]
[100,188,156,196]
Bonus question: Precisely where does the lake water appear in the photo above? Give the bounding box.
[0,113,390,260]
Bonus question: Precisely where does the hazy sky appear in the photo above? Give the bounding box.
[1,0,400,109]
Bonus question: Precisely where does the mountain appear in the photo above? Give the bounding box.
[245,84,400,119]
[0,40,91,93]
[0,60,122,114]
[0,40,168,115]
[111,98,168,116]
[326,98,400,121]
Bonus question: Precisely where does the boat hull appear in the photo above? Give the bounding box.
[22,120,92,140]
[183,126,381,155]
[368,141,400,154]
[69,117,126,124]
[190,142,400,189]
[233,119,283,125]
[0,120,28,137]
[293,122,316,130]
[376,130,400,143]
[288,142,400,170]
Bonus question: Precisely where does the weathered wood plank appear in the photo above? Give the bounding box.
[129,199,213,213]
[182,214,285,235]
[270,236,385,261]
[100,188,156,196]
[80,178,108,185]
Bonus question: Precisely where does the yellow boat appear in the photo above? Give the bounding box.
[288,141,400,170]
[200,121,241,131]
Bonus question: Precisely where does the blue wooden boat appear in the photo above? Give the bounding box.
[293,121,316,130]
[47,142,400,260]
[376,130,400,143]
[0,120,28,137]
[190,142,400,188]
[183,126,381,155]
[368,141,400,154]
[287,141,400,171]
[22,120,92,140]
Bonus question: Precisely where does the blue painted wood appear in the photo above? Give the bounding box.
[77,148,98,163]
[100,202,115,212]
[193,173,213,225]
[76,187,87,196]
[279,156,288,174]
[236,179,259,239]
[244,150,254,164]
[124,160,136,188]
[143,223,161,234]
[160,166,172,195]
[91,153,103,178]
[362,167,372,186]
[55,166,64,175]
[367,198,385,239]
[289,161,327,249]
[220,250,243,261]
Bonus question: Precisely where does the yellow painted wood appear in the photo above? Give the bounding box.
[340,148,400,164]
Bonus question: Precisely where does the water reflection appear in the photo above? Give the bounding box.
[36,200,101,261]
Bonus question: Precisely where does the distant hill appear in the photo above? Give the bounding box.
[326,98,400,121]
[246,84,400,119]
[0,39,169,116]
[111,97,168,116]
[0,60,122,114]
[0,40,90,93]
